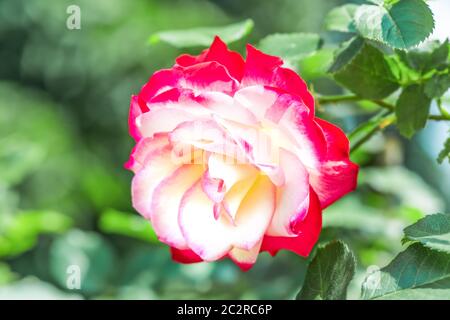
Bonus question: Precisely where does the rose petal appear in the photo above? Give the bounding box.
[129,95,149,141]
[242,45,314,111]
[125,135,169,173]
[261,188,322,257]
[176,36,245,82]
[207,153,258,191]
[309,118,359,208]
[170,247,204,264]
[179,175,275,261]
[151,165,204,249]
[201,170,226,204]
[222,175,258,221]
[137,102,207,138]
[266,149,310,237]
[131,147,179,219]
[228,240,262,271]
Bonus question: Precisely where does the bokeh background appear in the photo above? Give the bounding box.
[0,0,449,299]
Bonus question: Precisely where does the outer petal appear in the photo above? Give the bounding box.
[242,45,314,111]
[266,149,310,237]
[170,247,203,264]
[176,36,245,82]
[125,135,169,173]
[129,95,149,141]
[139,60,238,105]
[261,188,322,257]
[131,147,179,219]
[278,104,327,170]
[309,118,359,208]
[228,240,262,271]
[139,69,180,103]
[151,165,204,249]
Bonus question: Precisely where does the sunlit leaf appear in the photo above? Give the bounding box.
[0,210,73,258]
[148,19,254,48]
[354,0,434,50]
[298,48,334,80]
[99,209,158,243]
[361,243,450,299]
[324,4,358,33]
[403,213,450,253]
[258,33,320,62]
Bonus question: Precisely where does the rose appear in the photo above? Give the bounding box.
[126,37,358,271]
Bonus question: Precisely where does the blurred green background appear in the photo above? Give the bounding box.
[0,0,448,299]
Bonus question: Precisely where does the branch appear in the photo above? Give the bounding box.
[317,95,450,121]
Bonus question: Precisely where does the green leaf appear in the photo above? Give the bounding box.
[50,230,116,294]
[395,84,431,138]
[399,40,449,74]
[297,241,356,300]
[258,33,320,62]
[324,4,358,33]
[148,19,254,48]
[424,73,450,99]
[437,136,450,164]
[298,48,334,80]
[0,210,73,258]
[99,209,158,243]
[348,110,395,150]
[330,38,399,99]
[328,37,364,73]
[354,0,434,50]
[403,213,450,253]
[361,243,450,299]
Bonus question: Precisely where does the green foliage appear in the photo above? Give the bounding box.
[360,213,450,299]
[425,74,450,99]
[437,136,450,164]
[99,209,158,243]
[258,33,320,62]
[361,243,450,299]
[403,213,450,253]
[49,230,116,295]
[298,48,335,80]
[0,210,72,258]
[330,38,399,99]
[297,241,356,300]
[348,110,395,150]
[395,84,431,138]
[399,40,449,74]
[149,19,254,48]
[354,0,434,50]
[324,4,358,33]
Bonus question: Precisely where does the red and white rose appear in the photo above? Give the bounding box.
[126,37,358,270]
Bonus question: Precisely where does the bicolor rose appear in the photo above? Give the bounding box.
[126,37,358,271]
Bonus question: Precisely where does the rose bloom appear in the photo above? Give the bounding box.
[126,37,358,271]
